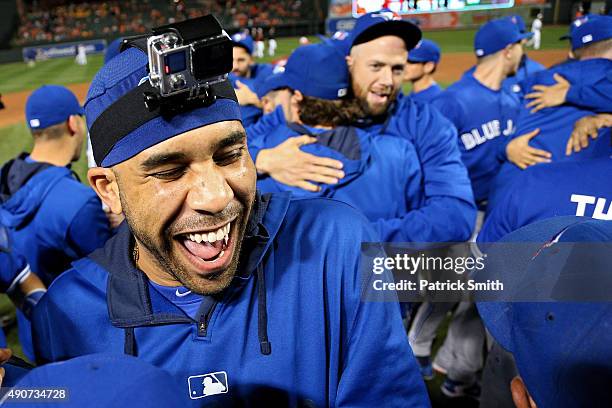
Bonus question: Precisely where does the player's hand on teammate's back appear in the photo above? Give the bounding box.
[234,80,262,108]
[0,348,13,387]
[255,135,345,192]
[566,113,612,155]
[506,128,552,169]
[525,73,570,113]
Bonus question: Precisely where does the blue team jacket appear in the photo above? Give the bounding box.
[230,63,275,127]
[32,193,431,407]
[478,157,612,243]
[488,59,612,210]
[0,154,111,359]
[409,84,442,104]
[431,71,521,203]
[249,107,475,243]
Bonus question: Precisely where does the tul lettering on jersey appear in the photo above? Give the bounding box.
[571,194,612,220]
[461,119,514,151]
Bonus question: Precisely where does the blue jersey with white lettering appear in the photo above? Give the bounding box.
[249,106,476,243]
[478,157,612,243]
[431,70,521,203]
[409,84,443,103]
[32,194,430,407]
[488,59,612,210]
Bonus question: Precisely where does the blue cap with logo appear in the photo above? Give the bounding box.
[474,18,533,57]
[345,9,422,54]
[477,216,612,407]
[407,39,441,63]
[567,14,612,50]
[231,32,254,55]
[85,47,241,167]
[25,85,84,130]
[256,43,349,100]
[1,353,184,407]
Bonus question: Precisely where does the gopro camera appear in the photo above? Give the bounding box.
[121,15,235,114]
[147,29,232,98]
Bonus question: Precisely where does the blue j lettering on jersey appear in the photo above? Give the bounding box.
[460,119,515,151]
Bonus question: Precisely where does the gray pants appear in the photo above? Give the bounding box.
[408,301,485,384]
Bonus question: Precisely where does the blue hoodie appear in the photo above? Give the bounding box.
[478,157,612,243]
[230,64,275,127]
[249,103,476,243]
[488,59,612,210]
[431,70,521,204]
[247,108,475,242]
[0,154,111,359]
[251,109,474,243]
[32,193,430,407]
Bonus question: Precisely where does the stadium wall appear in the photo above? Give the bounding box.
[0,0,18,49]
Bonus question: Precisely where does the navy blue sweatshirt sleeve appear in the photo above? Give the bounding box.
[380,100,476,242]
[66,196,112,256]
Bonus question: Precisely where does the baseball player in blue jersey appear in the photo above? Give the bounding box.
[431,18,530,206]
[403,39,443,103]
[250,43,475,243]
[253,10,476,243]
[230,33,276,126]
[31,17,430,407]
[479,156,612,243]
[477,216,612,408]
[488,17,612,210]
[523,15,612,113]
[0,85,111,360]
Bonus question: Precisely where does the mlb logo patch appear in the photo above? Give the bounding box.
[188,371,228,399]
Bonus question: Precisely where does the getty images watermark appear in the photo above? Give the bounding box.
[361,242,612,303]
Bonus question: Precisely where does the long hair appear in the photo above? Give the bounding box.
[297,95,367,127]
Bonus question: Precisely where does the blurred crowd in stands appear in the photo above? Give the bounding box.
[15,0,310,45]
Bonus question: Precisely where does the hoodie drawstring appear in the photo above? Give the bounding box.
[124,327,137,356]
[257,263,271,355]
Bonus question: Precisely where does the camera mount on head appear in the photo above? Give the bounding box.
[122,15,234,115]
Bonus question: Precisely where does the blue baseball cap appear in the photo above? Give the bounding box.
[568,14,612,50]
[505,15,527,33]
[104,38,123,64]
[2,353,184,407]
[346,9,421,54]
[407,39,441,63]
[256,43,349,100]
[477,216,612,407]
[231,32,254,55]
[25,85,84,130]
[474,18,533,57]
[85,46,241,167]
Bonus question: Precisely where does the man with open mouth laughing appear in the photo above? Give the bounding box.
[29,16,429,407]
